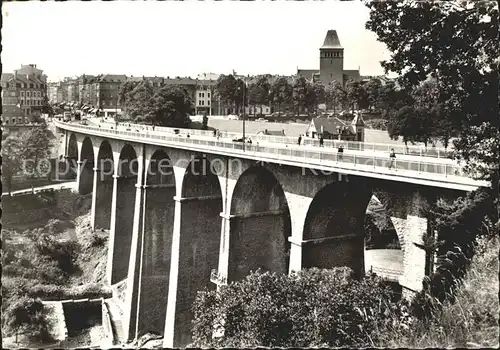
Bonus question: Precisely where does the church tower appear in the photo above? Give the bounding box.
[319,30,344,87]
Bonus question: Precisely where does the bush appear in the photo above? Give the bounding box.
[53,190,92,218]
[376,235,499,348]
[89,233,106,248]
[3,296,52,342]
[365,118,388,130]
[31,232,80,275]
[192,268,402,348]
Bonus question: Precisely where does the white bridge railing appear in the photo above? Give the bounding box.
[56,121,486,189]
[97,119,451,158]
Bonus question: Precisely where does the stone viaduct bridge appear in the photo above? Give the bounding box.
[55,121,487,347]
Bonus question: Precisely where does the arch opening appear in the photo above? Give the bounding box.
[137,150,176,336]
[111,143,138,284]
[66,133,78,180]
[94,141,114,230]
[229,166,291,282]
[302,181,372,277]
[175,156,222,346]
[78,137,94,195]
[364,193,404,290]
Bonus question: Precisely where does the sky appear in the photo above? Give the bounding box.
[2,1,391,82]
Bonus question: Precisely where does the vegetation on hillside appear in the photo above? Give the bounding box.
[378,235,499,348]
[1,192,109,342]
[192,267,405,348]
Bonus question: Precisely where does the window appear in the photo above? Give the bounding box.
[18,117,23,124]
[208,93,210,98]
[20,100,24,106]
[30,83,34,88]
[16,83,21,88]
[208,100,210,105]
[27,91,31,97]
[4,119,8,125]
[12,118,16,125]
[21,91,25,97]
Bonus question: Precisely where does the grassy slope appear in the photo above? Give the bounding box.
[380,235,499,348]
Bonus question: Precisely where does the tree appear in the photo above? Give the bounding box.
[118,81,140,110]
[412,80,459,149]
[1,136,24,194]
[269,77,292,116]
[308,82,326,113]
[202,113,208,130]
[122,81,155,120]
[216,75,239,115]
[40,96,54,118]
[141,85,193,127]
[247,81,261,116]
[325,80,346,114]
[292,76,311,115]
[21,123,52,191]
[253,76,271,115]
[366,0,499,182]
[364,78,382,111]
[345,79,368,113]
[387,106,419,148]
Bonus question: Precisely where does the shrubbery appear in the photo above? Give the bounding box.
[53,190,92,218]
[2,296,52,343]
[365,118,388,130]
[192,267,409,348]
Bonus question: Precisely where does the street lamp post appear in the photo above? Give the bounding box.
[243,80,246,152]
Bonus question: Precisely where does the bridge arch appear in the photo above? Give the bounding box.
[229,165,291,281]
[175,155,223,345]
[364,194,404,284]
[66,133,78,179]
[94,140,114,230]
[110,143,139,284]
[302,181,372,278]
[137,149,176,336]
[78,137,94,194]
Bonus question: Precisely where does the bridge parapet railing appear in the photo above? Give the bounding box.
[56,122,467,179]
[97,120,450,158]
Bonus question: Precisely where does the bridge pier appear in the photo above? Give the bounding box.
[375,187,435,299]
[163,194,222,348]
[123,183,176,341]
[284,193,313,273]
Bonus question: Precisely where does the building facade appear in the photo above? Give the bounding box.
[297,30,361,87]
[1,64,48,122]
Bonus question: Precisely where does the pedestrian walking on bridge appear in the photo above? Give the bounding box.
[338,145,344,162]
[319,135,324,147]
[298,134,302,145]
[389,148,396,169]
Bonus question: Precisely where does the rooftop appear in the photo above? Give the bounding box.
[321,30,343,50]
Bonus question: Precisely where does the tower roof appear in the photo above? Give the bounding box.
[321,30,343,49]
